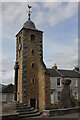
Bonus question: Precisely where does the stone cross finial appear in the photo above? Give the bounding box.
[28,5,32,20]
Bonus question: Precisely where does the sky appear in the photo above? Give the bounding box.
[0,2,78,85]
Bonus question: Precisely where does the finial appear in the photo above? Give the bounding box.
[28,5,32,20]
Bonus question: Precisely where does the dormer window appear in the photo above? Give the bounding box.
[31,35,35,42]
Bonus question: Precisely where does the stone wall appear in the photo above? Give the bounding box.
[43,107,80,117]
[16,28,51,111]
[38,63,46,111]
[45,74,51,109]
[22,29,43,108]
[16,30,23,103]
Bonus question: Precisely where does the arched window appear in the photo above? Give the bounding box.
[31,34,35,42]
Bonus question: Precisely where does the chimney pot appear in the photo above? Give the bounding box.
[52,63,57,69]
[74,65,79,72]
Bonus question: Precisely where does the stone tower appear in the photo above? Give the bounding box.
[14,5,50,111]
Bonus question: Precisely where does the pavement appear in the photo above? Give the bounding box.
[19,112,80,120]
[50,112,80,118]
[1,112,80,120]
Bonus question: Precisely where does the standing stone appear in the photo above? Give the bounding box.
[60,79,71,108]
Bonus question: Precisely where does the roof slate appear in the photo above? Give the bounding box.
[46,69,61,77]
[0,84,14,93]
[46,68,80,78]
[58,69,80,78]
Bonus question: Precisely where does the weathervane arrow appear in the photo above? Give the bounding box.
[28,5,32,20]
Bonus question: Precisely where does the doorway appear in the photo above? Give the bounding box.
[30,99,36,108]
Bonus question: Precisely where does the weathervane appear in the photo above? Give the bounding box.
[28,5,32,20]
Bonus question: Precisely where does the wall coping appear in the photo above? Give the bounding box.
[43,107,80,117]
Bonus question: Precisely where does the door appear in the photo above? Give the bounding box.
[30,99,36,108]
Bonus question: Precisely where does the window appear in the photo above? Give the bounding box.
[19,37,21,53]
[32,50,34,56]
[74,80,77,87]
[51,89,55,104]
[31,78,35,84]
[10,93,14,101]
[74,92,78,99]
[32,63,34,68]
[40,40,42,43]
[19,36,21,44]
[57,92,61,101]
[31,35,35,42]
[24,89,26,92]
[2,94,6,101]
[57,78,61,87]
[50,89,55,94]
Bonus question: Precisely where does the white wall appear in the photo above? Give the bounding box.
[50,77,79,104]
[50,77,62,103]
[0,93,14,102]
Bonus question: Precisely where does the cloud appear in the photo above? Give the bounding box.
[33,2,78,26]
[44,37,78,69]
[2,3,26,27]
[74,38,78,44]
[0,58,15,85]
[1,2,78,85]
[45,51,78,69]
[1,0,79,2]
[2,2,78,27]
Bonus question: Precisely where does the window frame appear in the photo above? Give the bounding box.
[74,91,78,99]
[74,80,78,87]
[57,78,61,87]
[57,91,61,101]
[2,93,6,101]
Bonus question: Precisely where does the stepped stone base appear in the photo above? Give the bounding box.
[1,101,42,119]
[2,101,17,115]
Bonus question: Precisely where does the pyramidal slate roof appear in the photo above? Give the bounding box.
[46,68,80,78]
[23,20,37,30]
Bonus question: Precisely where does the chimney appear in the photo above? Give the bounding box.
[74,65,79,72]
[52,63,57,69]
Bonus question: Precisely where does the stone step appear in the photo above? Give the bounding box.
[16,103,26,106]
[19,111,42,118]
[16,103,29,109]
[16,105,29,109]
[19,109,38,115]
[17,107,34,112]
